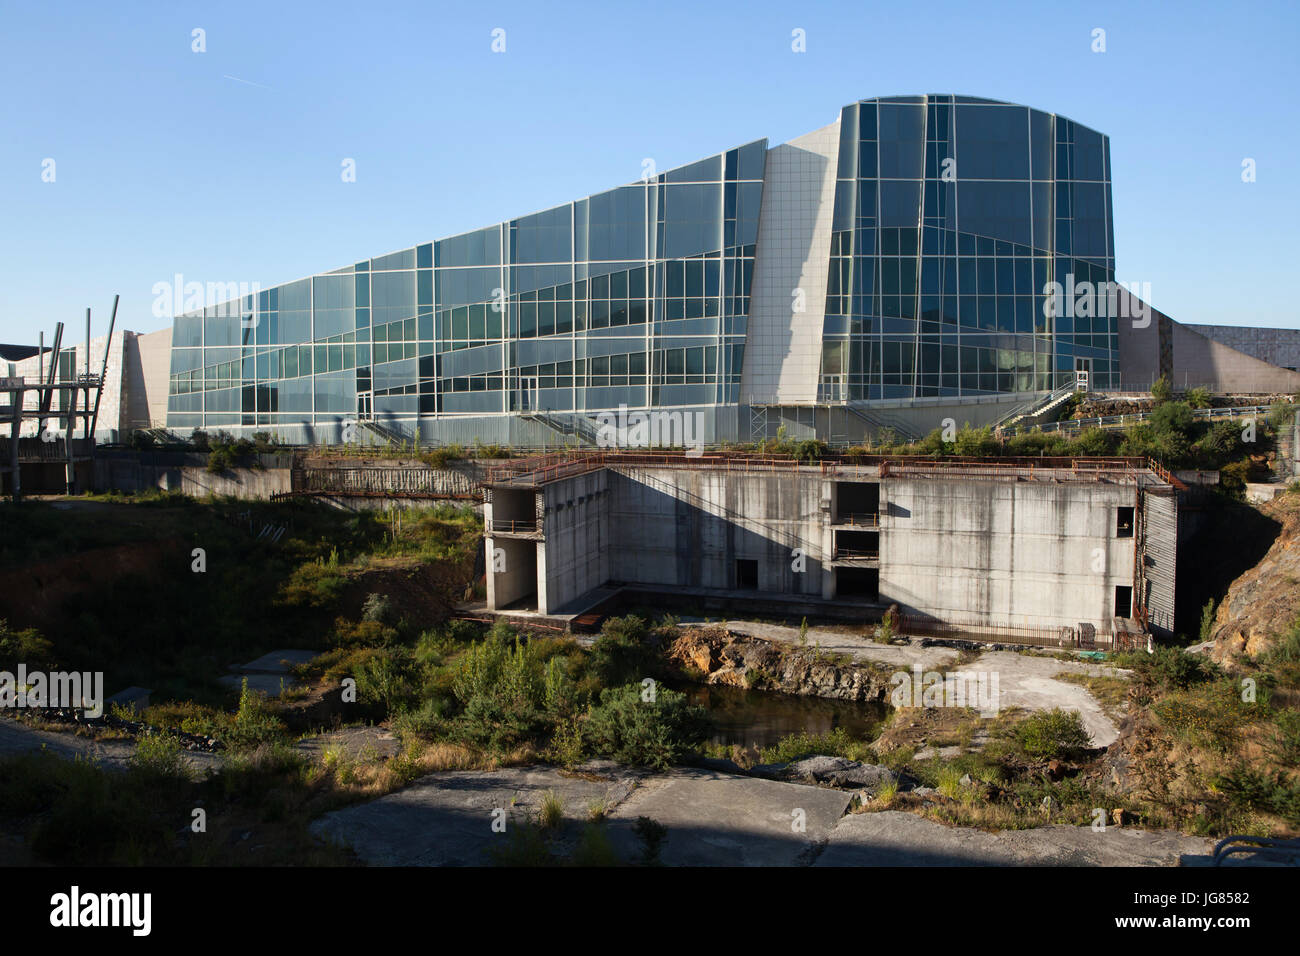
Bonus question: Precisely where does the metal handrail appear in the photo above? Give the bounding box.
[836,512,880,527]
[833,548,879,560]
[1212,834,1300,866]
[489,519,537,533]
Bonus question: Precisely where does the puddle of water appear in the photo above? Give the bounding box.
[664,679,887,753]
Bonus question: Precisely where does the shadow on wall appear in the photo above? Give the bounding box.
[1175,496,1282,639]
[607,470,826,597]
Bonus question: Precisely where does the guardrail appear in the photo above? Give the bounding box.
[899,614,1112,649]
[833,548,879,560]
[484,449,1188,488]
[1004,402,1294,437]
[489,518,538,533]
[835,512,880,527]
[1212,835,1300,866]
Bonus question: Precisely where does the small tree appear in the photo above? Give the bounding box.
[1150,375,1173,404]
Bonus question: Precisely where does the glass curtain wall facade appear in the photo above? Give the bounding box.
[168,142,767,435]
[166,95,1120,440]
[818,95,1116,401]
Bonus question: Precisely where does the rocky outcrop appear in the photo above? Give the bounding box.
[1208,491,1300,664]
[668,627,891,703]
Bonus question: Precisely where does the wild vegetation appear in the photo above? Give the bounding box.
[730,386,1295,499]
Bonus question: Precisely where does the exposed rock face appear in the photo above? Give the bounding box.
[668,627,891,703]
[786,756,898,791]
[1209,492,1300,665]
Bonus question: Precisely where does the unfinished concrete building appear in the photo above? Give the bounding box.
[484,453,1180,646]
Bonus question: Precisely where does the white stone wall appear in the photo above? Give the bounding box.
[740,120,840,405]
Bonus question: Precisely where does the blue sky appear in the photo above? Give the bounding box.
[1,0,1296,344]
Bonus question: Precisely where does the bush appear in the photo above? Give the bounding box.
[1185,387,1211,409]
[354,648,418,715]
[953,424,998,457]
[450,634,551,750]
[759,727,874,765]
[128,732,192,786]
[1150,375,1173,404]
[1150,401,1194,437]
[361,592,397,626]
[1198,600,1217,643]
[588,616,659,687]
[1014,708,1093,759]
[0,619,56,670]
[1126,645,1219,690]
[583,684,709,770]
[223,678,289,751]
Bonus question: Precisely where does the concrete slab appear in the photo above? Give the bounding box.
[309,763,644,866]
[817,810,1214,866]
[218,673,297,697]
[604,767,853,866]
[238,649,318,674]
[968,650,1126,746]
[715,620,961,670]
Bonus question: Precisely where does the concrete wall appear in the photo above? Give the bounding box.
[878,477,1138,633]
[1186,325,1300,372]
[538,470,609,614]
[486,537,537,609]
[605,466,827,596]
[129,327,172,430]
[94,452,293,498]
[1118,290,1300,394]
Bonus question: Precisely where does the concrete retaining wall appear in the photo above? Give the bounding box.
[606,466,827,597]
[879,478,1137,632]
[94,452,293,499]
[539,470,610,614]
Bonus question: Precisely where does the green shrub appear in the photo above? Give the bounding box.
[588,616,659,686]
[759,727,874,765]
[1185,387,1211,410]
[632,816,667,865]
[223,677,289,751]
[354,648,418,715]
[1150,375,1172,404]
[953,424,998,457]
[1150,400,1194,437]
[0,619,56,670]
[572,823,619,866]
[1127,645,1219,690]
[1014,708,1093,759]
[1199,600,1218,643]
[128,732,193,786]
[583,684,709,770]
[450,634,551,750]
[361,592,396,625]
[538,789,564,829]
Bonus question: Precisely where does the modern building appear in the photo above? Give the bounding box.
[483,452,1180,642]
[164,94,1300,447]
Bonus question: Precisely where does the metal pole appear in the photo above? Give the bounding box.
[8,382,20,502]
[84,307,91,449]
[65,383,77,495]
[89,294,118,441]
[39,321,63,419]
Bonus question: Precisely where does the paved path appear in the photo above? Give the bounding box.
[0,716,222,773]
[309,762,1210,867]
[818,810,1214,866]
